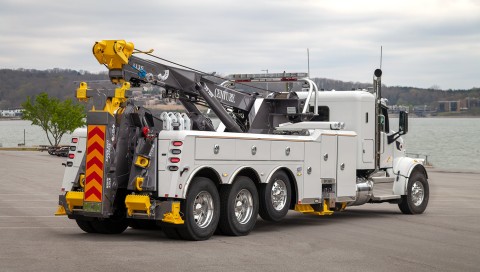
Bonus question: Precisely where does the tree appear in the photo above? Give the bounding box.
[22,92,85,146]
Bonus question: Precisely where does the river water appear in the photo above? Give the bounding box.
[1,118,479,171]
[0,120,72,147]
[402,118,480,172]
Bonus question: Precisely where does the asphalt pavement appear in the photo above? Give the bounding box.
[0,151,479,272]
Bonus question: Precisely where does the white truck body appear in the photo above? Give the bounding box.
[156,128,357,204]
[63,90,423,209]
[57,40,429,240]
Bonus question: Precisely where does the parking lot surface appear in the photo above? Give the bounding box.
[0,151,479,271]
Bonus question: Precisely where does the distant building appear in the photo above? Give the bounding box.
[465,97,480,109]
[437,98,479,112]
[0,108,23,117]
[437,101,460,112]
[412,105,433,117]
[388,105,409,114]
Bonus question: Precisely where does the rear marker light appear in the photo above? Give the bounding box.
[172,141,183,147]
[171,149,181,155]
[68,154,75,159]
[72,138,78,143]
[169,166,179,171]
[170,157,180,163]
[142,126,150,137]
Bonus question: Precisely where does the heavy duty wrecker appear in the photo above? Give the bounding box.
[55,40,429,240]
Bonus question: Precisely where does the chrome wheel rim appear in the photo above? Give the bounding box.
[235,189,253,224]
[411,181,425,206]
[271,179,287,211]
[193,191,214,228]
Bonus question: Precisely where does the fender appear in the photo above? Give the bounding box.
[265,166,299,205]
[265,166,287,184]
[228,166,262,184]
[392,157,428,195]
[181,166,222,199]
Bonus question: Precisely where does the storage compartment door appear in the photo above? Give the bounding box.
[362,139,374,163]
[320,135,337,179]
[195,138,236,160]
[337,135,357,198]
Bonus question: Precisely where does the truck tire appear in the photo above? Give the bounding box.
[218,176,259,236]
[177,177,220,241]
[162,224,182,239]
[90,217,129,234]
[76,219,97,233]
[129,219,161,230]
[398,170,429,214]
[259,171,291,222]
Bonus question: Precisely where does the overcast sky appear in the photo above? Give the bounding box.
[1,0,479,89]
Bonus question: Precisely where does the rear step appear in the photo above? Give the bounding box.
[371,195,401,202]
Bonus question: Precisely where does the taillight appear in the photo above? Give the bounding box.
[69,154,75,159]
[142,126,150,137]
[172,141,183,147]
[170,157,180,163]
[72,138,78,143]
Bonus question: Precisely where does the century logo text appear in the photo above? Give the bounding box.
[215,88,235,103]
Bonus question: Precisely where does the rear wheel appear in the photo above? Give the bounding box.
[219,176,259,236]
[398,170,429,214]
[129,219,161,230]
[259,171,291,222]
[76,219,97,233]
[162,224,182,239]
[176,177,220,241]
[90,217,129,234]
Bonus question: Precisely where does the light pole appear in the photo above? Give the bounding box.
[261,69,269,90]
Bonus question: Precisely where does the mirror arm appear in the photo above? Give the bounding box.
[387,131,401,144]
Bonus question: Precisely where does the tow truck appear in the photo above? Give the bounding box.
[55,40,429,240]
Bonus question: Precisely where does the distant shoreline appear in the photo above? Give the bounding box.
[2,114,480,121]
[410,115,480,118]
[0,117,22,121]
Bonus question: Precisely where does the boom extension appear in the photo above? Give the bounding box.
[93,40,257,132]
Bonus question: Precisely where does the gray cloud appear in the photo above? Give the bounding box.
[0,0,478,89]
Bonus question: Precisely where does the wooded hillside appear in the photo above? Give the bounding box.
[1,68,478,111]
[0,69,108,109]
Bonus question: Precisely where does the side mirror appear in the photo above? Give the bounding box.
[399,111,408,135]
